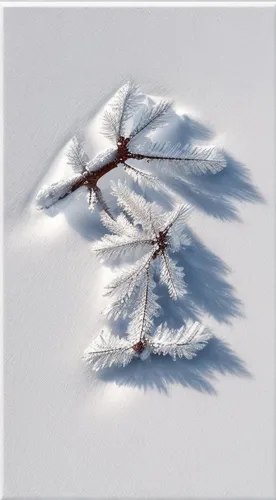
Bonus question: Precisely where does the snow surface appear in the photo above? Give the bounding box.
[4,6,275,499]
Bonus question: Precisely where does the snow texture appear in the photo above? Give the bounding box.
[4,7,275,500]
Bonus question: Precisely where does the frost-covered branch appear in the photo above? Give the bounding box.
[159,249,186,300]
[36,173,85,210]
[91,233,153,262]
[83,320,212,371]
[128,143,226,176]
[92,182,192,321]
[66,137,89,174]
[149,320,212,360]
[83,330,135,371]
[129,99,172,139]
[36,81,226,213]
[101,81,141,142]
[126,267,160,344]
[103,249,157,320]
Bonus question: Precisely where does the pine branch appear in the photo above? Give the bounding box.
[100,211,139,238]
[36,150,117,211]
[115,81,141,138]
[66,137,89,174]
[126,267,161,344]
[149,320,212,360]
[87,188,97,212]
[37,82,226,214]
[83,330,135,370]
[103,248,158,320]
[101,81,141,142]
[129,99,172,139]
[91,233,153,262]
[159,249,187,300]
[129,142,226,175]
[158,203,192,252]
[83,320,212,370]
[129,268,151,342]
[110,180,159,233]
[101,111,120,143]
[160,203,192,235]
[86,147,117,173]
[103,284,141,321]
[123,162,162,190]
[97,182,191,305]
[36,174,84,209]
[104,249,157,297]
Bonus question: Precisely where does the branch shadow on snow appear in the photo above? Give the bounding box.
[177,228,243,324]
[42,188,110,242]
[134,111,264,222]
[98,336,251,395]
[162,152,263,222]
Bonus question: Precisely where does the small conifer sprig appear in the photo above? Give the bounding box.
[91,181,192,325]
[36,81,226,215]
[83,320,212,371]
[88,181,202,365]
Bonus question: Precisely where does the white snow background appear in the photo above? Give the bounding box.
[4,6,275,499]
